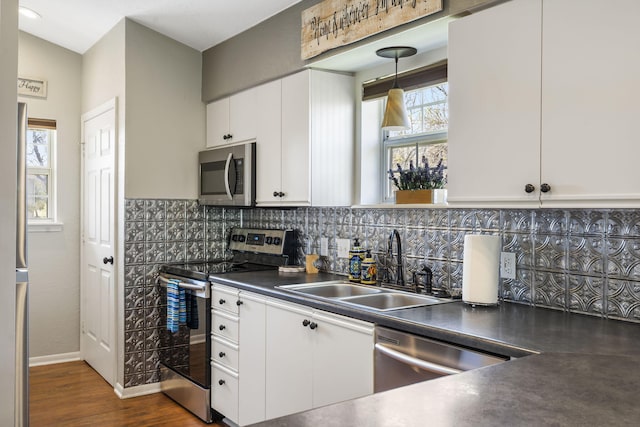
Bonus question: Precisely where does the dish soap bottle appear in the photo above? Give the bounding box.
[348,238,365,282]
[360,250,377,285]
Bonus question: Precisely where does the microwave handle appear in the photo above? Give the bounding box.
[224,152,233,200]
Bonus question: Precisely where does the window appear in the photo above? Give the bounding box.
[26,118,57,222]
[384,82,448,201]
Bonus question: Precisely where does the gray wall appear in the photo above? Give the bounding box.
[18,31,83,360]
[201,0,505,102]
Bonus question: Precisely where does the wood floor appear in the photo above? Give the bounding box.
[30,361,226,427]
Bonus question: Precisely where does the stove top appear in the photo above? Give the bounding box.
[158,227,298,282]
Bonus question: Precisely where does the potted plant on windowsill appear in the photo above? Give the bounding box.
[388,157,446,204]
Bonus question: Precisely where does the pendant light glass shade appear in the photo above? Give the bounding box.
[376,46,417,131]
[382,87,410,130]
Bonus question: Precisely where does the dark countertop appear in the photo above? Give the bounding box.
[210,270,640,427]
[249,353,640,427]
[210,270,640,358]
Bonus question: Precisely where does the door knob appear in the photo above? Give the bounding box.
[103,256,114,265]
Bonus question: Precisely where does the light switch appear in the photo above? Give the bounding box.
[337,239,350,259]
[320,237,329,257]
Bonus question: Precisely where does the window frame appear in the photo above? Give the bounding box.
[381,82,449,203]
[26,119,58,226]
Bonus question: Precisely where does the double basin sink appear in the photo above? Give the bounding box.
[277,281,452,311]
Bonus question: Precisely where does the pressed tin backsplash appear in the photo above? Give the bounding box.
[123,199,640,386]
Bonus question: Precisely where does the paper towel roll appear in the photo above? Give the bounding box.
[462,235,501,306]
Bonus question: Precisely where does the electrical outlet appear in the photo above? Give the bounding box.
[500,252,516,279]
[320,237,329,257]
[337,239,351,259]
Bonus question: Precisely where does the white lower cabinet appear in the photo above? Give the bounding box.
[211,286,266,427]
[265,299,374,420]
[211,287,374,426]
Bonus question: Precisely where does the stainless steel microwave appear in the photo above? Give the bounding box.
[198,141,256,206]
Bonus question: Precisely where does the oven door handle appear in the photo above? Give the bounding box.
[224,152,234,200]
[375,343,463,376]
[156,275,207,292]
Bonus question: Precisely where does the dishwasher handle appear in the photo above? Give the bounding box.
[375,343,463,376]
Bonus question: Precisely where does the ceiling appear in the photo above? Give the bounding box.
[18,0,304,54]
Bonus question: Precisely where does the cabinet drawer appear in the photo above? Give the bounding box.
[212,310,239,343]
[212,335,239,372]
[212,285,240,315]
[211,362,239,424]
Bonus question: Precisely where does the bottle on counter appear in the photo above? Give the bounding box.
[360,250,377,285]
[348,238,366,282]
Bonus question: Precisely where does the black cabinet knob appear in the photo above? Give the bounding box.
[279,192,285,197]
[219,324,226,331]
[219,299,226,305]
[524,184,535,194]
[540,183,551,193]
[236,300,243,306]
[103,256,114,265]
[309,322,318,330]
[218,379,225,385]
[302,319,310,327]
[219,352,226,358]
[273,191,279,197]
[222,134,233,140]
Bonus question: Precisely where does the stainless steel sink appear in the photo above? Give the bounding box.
[279,281,383,298]
[277,281,453,311]
[339,293,445,311]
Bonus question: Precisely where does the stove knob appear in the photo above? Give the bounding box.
[273,237,282,246]
[265,236,273,245]
[231,234,239,242]
[238,235,246,242]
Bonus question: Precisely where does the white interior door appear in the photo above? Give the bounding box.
[80,99,117,386]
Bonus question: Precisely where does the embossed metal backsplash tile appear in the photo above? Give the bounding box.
[122,200,640,387]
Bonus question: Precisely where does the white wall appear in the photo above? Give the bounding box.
[124,19,204,199]
[0,0,18,422]
[18,31,82,359]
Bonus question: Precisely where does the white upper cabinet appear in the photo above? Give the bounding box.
[448,0,640,207]
[540,0,640,207]
[447,0,542,207]
[206,85,264,147]
[257,69,355,207]
[206,97,231,147]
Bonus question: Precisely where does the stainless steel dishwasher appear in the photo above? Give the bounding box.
[374,326,508,392]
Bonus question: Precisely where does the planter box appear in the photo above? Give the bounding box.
[394,189,447,204]
[395,189,433,204]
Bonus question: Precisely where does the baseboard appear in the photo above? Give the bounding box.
[114,381,162,399]
[29,352,81,367]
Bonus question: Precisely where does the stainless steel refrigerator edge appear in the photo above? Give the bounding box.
[15,102,29,427]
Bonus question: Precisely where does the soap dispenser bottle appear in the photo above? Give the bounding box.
[348,238,366,282]
[360,250,377,285]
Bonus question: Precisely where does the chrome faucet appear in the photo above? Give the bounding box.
[388,229,405,287]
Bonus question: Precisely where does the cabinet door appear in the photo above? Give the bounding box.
[206,98,230,147]
[229,87,259,144]
[238,291,266,426]
[541,0,640,206]
[265,299,313,419]
[255,80,284,206]
[447,0,542,206]
[280,70,311,206]
[311,311,373,408]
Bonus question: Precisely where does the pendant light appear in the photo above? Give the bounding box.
[376,46,417,130]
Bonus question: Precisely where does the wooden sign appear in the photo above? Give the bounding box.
[301,0,443,60]
[17,76,48,98]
